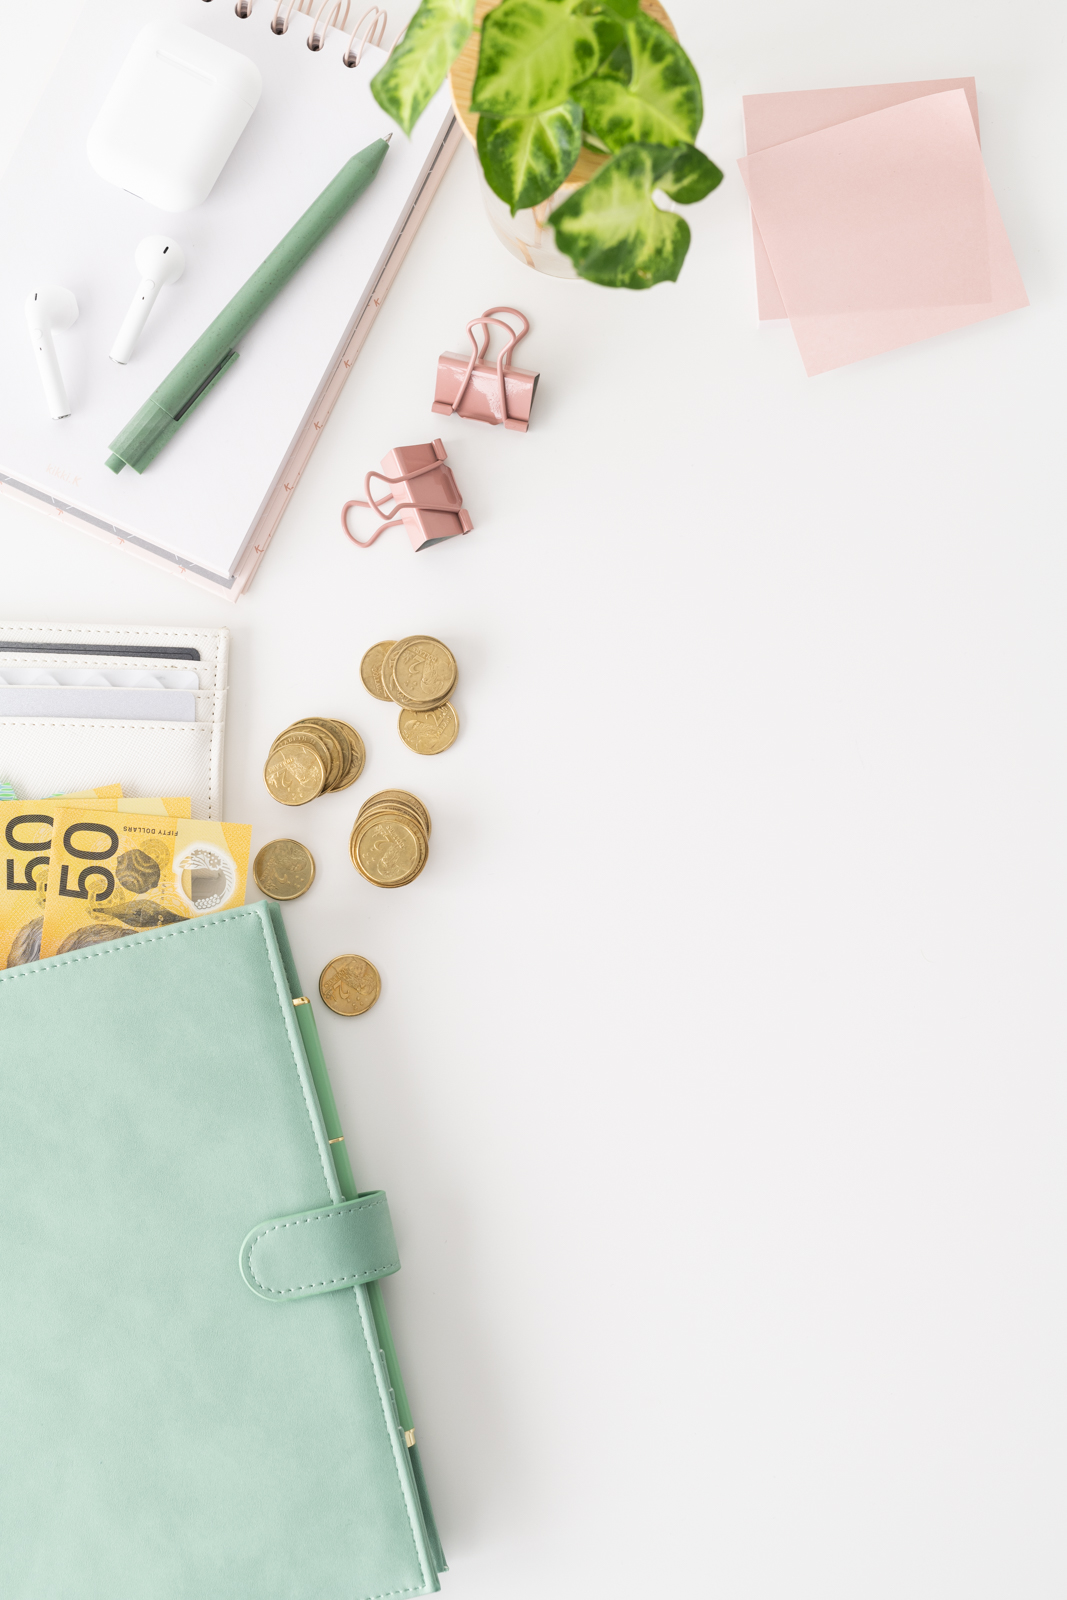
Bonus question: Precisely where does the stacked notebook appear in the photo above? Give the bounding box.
[0,0,460,597]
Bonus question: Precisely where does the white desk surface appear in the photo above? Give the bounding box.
[2,2,1064,1594]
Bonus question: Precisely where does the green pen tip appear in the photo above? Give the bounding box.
[105,453,124,473]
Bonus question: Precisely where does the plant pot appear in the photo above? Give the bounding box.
[449,0,677,277]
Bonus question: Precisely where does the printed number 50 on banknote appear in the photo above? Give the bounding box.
[39,809,251,961]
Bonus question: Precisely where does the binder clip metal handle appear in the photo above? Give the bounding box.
[341,439,473,553]
[432,305,538,432]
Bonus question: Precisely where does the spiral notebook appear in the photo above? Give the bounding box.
[0,0,460,599]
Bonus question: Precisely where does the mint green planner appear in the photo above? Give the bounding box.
[0,900,445,1598]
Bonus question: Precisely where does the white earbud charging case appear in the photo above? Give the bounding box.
[87,22,262,212]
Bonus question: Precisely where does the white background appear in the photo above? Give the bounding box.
[1,1,1064,1595]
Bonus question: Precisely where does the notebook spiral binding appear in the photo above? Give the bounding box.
[225,1,390,65]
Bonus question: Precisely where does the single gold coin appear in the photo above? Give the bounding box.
[270,725,333,776]
[253,838,316,900]
[385,636,457,711]
[319,954,381,1016]
[351,814,427,887]
[361,641,397,702]
[398,702,459,755]
[264,742,326,805]
[284,719,346,790]
[326,719,365,789]
[357,789,431,837]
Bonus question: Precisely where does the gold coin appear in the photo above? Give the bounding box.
[326,719,365,789]
[378,641,404,704]
[319,954,381,1016]
[351,814,427,887]
[264,742,326,805]
[398,702,459,755]
[361,641,397,702]
[356,799,428,839]
[253,838,316,900]
[357,789,431,837]
[385,636,457,711]
[284,719,346,791]
[271,725,333,774]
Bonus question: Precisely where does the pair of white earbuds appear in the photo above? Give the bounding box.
[26,235,185,419]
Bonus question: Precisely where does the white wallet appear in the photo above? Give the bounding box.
[0,622,228,818]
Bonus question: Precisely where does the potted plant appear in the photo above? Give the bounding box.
[371,0,722,288]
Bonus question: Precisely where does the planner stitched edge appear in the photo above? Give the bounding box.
[249,915,431,1595]
[0,909,433,1598]
[249,914,434,1592]
[247,909,339,1199]
[355,1285,435,1596]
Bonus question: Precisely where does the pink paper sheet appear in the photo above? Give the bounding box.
[743,79,981,321]
[738,81,1028,376]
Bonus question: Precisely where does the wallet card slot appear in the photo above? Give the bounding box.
[0,666,200,689]
[0,655,216,693]
[0,687,198,721]
[0,639,200,659]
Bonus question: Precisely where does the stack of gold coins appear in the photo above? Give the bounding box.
[263,718,365,806]
[350,791,431,888]
[361,637,460,755]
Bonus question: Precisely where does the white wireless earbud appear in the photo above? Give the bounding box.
[110,236,185,365]
[25,285,79,420]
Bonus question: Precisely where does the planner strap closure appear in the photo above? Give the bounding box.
[239,1191,399,1301]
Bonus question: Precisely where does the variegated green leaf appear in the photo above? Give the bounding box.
[477,100,584,212]
[655,142,722,203]
[572,12,702,150]
[599,0,640,15]
[551,142,689,289]
[371,0,475,136]
[591,14,627,70]
[471,0,600,117]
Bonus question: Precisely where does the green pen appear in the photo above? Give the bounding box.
[106,136,391,475]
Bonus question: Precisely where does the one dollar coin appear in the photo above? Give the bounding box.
[398,702,459,755]
[253,838,316,901]
[318,954,381,1016]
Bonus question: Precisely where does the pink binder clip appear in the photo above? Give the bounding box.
[433,306,538,432]
[341,439,473,553]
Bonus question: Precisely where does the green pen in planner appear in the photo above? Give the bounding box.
[106,136,391,475]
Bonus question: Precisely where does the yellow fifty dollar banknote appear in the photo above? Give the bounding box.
[39,809,251,960]
[0,801,53,967]
[0,796,196,968]
[0,793,130,968]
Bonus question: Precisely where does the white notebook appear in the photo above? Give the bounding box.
[0,0,459,599]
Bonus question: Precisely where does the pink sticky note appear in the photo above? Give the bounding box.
[743,79,981,321]
[742,92,990,315]
[737,89,1028,376]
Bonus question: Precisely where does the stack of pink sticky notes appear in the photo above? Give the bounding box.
[738,80,1028,375]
